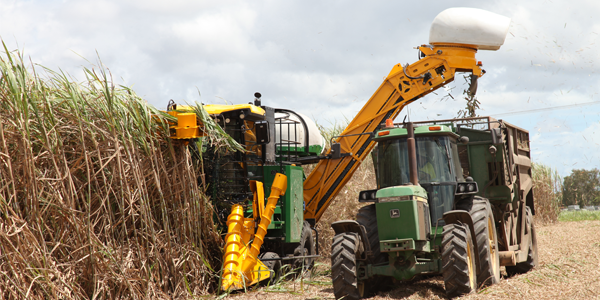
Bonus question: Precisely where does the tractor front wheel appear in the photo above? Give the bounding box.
[331,232,364,300]
[442,223,477,298]
[457,196,501,286]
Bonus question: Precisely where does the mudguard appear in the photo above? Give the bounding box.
[331,220,372,258]
[442,210,481,268]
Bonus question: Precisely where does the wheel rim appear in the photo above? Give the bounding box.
[358,281,365,297]
[466,239,477,290]
[488,216,499,276]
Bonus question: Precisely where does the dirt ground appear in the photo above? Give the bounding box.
[225,220,600,300]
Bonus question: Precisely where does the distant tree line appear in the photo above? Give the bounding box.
[562,168,600,207]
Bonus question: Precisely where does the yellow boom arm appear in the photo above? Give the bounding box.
[303,43,485,222]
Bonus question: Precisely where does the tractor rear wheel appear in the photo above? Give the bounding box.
[356,204,387,265]
[331,232,364,300]
[457,196,501,286]
[506,206,538,276]
[442,223,477,298]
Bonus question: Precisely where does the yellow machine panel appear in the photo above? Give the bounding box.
[204,104,265,116]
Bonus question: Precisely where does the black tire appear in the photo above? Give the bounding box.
[331,232,364,300]
[356,204,387,265]
[258,252,281,285]
[456,196,501,286]
[293,221,316,275]
[506,207,538,276]
[442,223,478,298]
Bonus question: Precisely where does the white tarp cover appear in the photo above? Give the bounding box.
[429,7,511,51]
[275,111,325,155]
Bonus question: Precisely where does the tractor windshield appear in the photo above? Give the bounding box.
[375,135,463,224]
[376,136,458,188]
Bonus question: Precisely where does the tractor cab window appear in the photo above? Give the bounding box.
[376,135,462,225]
[415,137,456,184]
[376,136,458,188]
[376,138,410,188]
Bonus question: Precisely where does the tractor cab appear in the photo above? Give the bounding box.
[371,124,466,225]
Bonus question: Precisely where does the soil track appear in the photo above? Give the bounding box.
[227,220,600,300]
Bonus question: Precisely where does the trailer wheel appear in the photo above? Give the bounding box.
[356,204,387,264]
[506,207,538,276]
[442,223,477,298]
[331,232,364,300]
[294,221,316,275]
[258,252,281,284]
[457,197,500,286]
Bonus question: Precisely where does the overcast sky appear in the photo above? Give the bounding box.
[1,0,599,177]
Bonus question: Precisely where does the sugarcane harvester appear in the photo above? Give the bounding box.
[164,7,517,294]
[165,100,326,291]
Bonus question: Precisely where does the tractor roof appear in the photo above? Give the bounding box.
[373,124,459,141]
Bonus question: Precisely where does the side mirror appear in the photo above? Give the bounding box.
[330,142,342,159]
[490,128,502,145]
[459,136,469,144]
[371,145,379,175]
[255,121,270,145]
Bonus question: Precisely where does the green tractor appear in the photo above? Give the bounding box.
[331,117,538,299]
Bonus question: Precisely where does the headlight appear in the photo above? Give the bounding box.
[456,182,478,195]
[358,189,378,202]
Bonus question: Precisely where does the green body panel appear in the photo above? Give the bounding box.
[361,226,444,280]
[277,144,323,156]
[458,128,513,203]
[376,200,425,241]
[376,185,428,199]
[263,165,304,243]
[380,238,430,252]
[362,250,440,280]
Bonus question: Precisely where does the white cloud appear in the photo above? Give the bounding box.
[171,7,257,58]
[1,0,599,177]
[531,122,600,175]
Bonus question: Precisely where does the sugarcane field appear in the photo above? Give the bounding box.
[1,2,600,300]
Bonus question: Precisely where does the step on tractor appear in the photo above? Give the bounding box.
[162,7,517,294]
[331,117,538,299]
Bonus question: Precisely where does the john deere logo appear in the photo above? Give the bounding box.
[390,209,400,218]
